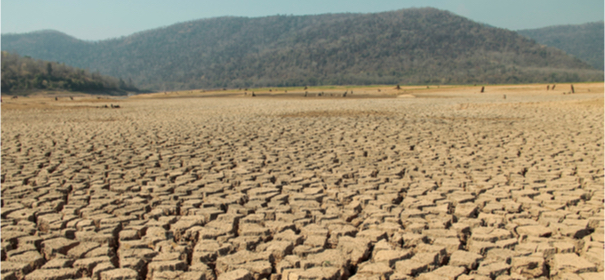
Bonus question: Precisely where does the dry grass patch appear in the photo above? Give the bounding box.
[457,97,604,111]
[279,109,391,118]
[2,94,124,111]
[573,98,604,108]
[68,116,126,123]
[432,116,524,122]
[413,94,456,99]
[1,102,98,111]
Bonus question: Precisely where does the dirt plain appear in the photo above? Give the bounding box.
[1,83,604,280]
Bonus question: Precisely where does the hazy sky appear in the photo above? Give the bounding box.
[2,0,604,41]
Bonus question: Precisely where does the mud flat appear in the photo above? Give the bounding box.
[2,84,604,280]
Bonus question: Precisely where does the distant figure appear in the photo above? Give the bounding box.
[343,91,347,97]
[503,94,506,99]
[55,97,58,101]
[396,84,401,90]
[547,85,550,90]
[269,89,272,92]
[244,91,247,96]
[70,96,74,100]
[480,86,485,93]
[350,91,353,95]
[571,84,575,93]
[552,85,556,90]
[304,86,308,90]
[378,89,381,92]
[12,96,18,99]
[305,91,308,97]
[252,92,256,97]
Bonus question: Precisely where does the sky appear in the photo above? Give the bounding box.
[2,0,604,41]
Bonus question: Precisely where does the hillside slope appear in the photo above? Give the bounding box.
[2,8,602,90]
[1,51,138,95]
[518,21,604,71]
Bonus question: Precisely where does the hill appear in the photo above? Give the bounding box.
[518,21,604,71]
[2,8,603,91]
[1,51,139,95]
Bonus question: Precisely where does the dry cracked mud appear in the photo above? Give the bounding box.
[1,84,604,280]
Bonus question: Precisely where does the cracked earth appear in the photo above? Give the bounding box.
[1,84,603,280]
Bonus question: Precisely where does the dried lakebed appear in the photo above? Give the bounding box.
[1,90,604,280]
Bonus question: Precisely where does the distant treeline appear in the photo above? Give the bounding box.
[2,8,603,91]
[1,51,139,95]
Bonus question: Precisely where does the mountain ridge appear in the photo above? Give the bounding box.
[517,21,604,70]
[2,8,602,91]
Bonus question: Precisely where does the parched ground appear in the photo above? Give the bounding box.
[1,83,604,280]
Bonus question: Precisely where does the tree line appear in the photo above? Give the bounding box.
[1,51,139,95]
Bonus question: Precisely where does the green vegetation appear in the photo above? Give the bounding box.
[518,21,604,70]
[2,8,603,91]
[1,52,140,95]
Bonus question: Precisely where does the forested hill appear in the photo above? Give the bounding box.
[518,21,604,71]
[1,52,139,95]
[2,8,603,91]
